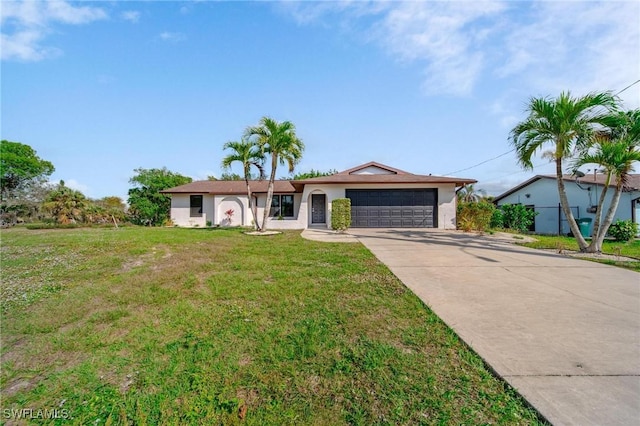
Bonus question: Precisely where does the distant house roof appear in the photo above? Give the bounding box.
[494,174,640,203]
[161,161,476,195]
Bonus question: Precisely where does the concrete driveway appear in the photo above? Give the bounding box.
[348,228,640,426]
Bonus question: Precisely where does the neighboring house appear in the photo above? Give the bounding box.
[493,174,640,236]
[161,161,476,230]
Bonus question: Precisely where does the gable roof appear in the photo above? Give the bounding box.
[292,161,476,187]
[493,174,640,203]
[161,161,477,195]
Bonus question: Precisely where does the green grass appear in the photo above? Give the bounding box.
[520,234,640,272]
[1,227,544,425]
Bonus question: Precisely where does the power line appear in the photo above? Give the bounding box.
[443,79,640,177]
[614,79,640,96]
[443,149,514,176]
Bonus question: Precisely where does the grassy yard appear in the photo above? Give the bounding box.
[1,227,543,425]
[520,234,640,272]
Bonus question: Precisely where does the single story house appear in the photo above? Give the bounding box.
[493,173,640,235]
[161,161,476,230]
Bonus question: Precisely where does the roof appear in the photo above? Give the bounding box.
[292,161,476,187]
[161,161,477,194]
[494,174,640,202]
[160,180,296,195]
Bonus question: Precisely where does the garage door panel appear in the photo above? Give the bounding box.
[346,189,437,228]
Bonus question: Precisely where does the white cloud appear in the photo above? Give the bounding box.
[159,31,186,43]
[1,0,107,61]
[277,0,640,104]
[121,10,141,24]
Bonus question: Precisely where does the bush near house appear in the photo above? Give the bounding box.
[499,204,537,234]
[607,219,638,242]
[331,198,351,231]
[457,201,495,232]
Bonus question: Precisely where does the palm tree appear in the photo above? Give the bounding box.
[509,91,618,251]
[571,109,640,252]
[221,138,265,230]
[457,184,486,203]
[43,181,86,224]
[245,117,304,231]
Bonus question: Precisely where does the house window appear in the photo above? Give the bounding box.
[270,194,294,217]
[190,195,203,217]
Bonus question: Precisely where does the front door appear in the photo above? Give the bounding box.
[311,194,326,224]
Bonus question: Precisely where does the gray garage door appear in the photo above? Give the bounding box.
[346,189,437,228]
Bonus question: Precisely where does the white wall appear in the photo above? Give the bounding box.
[169,183,460,230]
[170,194,208,227]
[496,178,639,235]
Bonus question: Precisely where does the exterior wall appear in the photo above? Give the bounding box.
[496,178,639,235]
[169,183,459,230]
[170,194,208,227]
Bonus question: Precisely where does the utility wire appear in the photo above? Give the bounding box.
[443,79,639,177]
[443,149,514,176]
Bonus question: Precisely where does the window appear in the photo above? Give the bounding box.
[190,195,203,217]
[270,194,294,217]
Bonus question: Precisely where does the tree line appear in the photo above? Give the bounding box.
[0,117,330,228]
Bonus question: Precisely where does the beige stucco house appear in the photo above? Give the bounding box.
[161,161,475,230]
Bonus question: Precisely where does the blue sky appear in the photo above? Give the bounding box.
[2,0,639,200]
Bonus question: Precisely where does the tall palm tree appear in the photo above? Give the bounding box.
[221,138,265,230]
[509,91,618,251]
[571,109,640,252]
[245,117,304,231]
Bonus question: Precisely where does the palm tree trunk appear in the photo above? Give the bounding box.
[585,172,612,253]
[596,180,624,249]
[245,178,260,231]
[556,158,588,251]
[261,155,278,232]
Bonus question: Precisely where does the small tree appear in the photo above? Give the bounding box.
[221,139,265,230]
[43,181,86,224]
[127,167,191,226]
[331,198,351,232]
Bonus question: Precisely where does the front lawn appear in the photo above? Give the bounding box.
[520,234,640,272]
[1,227,543,424]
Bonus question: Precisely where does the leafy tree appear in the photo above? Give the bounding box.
[1,140,54,200]
[220,172,253,181]
[457,184,486,203]
[509,91,618,251]
[245,117,304,231]
[571,109,640,252]
[128,167,191,226]
[43,181,86,224]
[87,196,127,223]
[221,139,265,230]
[1,140,54,224]
[292,169,337,180]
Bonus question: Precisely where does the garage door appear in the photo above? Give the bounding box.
[346,189,437,228]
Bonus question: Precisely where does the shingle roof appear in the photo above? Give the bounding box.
[161,161,477,194]
[293,161,476,187]
[493,174,640,202]
[160,180,296,195]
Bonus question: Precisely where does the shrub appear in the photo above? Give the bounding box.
[607,220,638,242]
[499,204,537,233]
[457,201,495,232]
[331,198,351,232]
[490,208,504,229]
